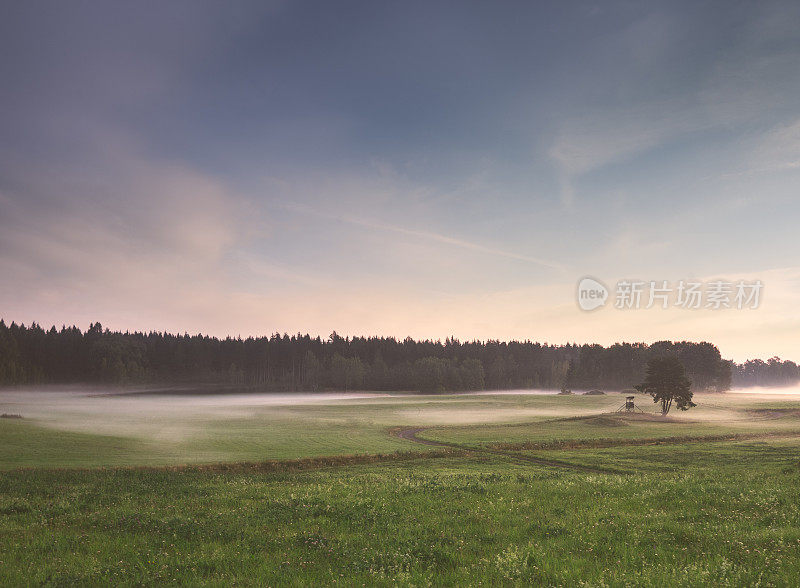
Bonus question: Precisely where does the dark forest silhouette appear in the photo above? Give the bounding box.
[0,320,796,391]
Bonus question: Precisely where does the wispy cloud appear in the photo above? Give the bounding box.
[279,202,566,271]
[548,2,800,207]
[751,118,800,172]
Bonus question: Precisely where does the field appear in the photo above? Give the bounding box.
[2,388,800,585]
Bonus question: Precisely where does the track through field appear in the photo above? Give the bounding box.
[389,426,620,474]
[389,423,800,474]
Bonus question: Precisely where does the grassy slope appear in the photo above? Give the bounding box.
[2,441,800,586]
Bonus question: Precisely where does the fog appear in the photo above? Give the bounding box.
[2,385,799,448]
[0,388,394,442]
[728,385,800,396]
[0,387,585,441]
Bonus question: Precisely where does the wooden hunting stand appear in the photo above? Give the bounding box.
[616,395,643,413]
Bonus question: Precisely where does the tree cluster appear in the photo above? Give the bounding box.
[732,358,800,387]
[0,320,736,392]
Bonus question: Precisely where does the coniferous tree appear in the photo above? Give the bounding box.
[3,319,785,394]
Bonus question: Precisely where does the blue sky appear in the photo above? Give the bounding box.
[1,1,799,361]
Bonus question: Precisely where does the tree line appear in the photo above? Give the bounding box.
[0,319,790,392]
[732,358,800,387]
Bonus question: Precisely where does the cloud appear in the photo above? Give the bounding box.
[279,202,566,271]
[549,103,691,178]
[1,0,799,363]
[0,148,249,328]
[547,100,707,208]
[548,2,800,207]
[750,118,800,172]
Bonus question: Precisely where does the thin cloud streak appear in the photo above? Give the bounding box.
[279,202,567,272]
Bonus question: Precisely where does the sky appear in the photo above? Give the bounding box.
[1,0,799,362]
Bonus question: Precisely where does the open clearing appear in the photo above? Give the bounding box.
[3,387,799,468]
[2,387,800,585]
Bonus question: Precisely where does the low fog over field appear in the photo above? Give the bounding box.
[3,386,800,468]
[0,387,575,441]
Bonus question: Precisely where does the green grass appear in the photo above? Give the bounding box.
[2,443,800,585]
[0,418,169,468]
[3,390,800,585]
[0,392,657,468]
[420,396,800,448]
[0,395,447,468]
[5,391,793,469]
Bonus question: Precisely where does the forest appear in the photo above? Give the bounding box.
[0,320,795,392]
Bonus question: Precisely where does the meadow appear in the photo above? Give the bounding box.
[2,387,800,585]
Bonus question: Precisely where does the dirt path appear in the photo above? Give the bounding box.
[389,426,620,474]
[389,425,800,475]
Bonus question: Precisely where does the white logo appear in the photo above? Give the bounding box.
[577,277,609,311]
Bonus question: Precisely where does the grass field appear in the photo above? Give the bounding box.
[2,388,800,585]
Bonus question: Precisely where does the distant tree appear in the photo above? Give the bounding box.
[545,359,568,390]
[488,356,506,389]
[562,360,576,392]
[329,354,349,390]
[444,362,463,391]
[367,353,389,390]
[460,359,485,391]
[328,353,365,391]
[635,356,695,415]
[733,357,800,387]
[0,320,22,384]
[301,351,321,390]
[346,357,365,390]
[716,359,733,391]
[414,357,447,393]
